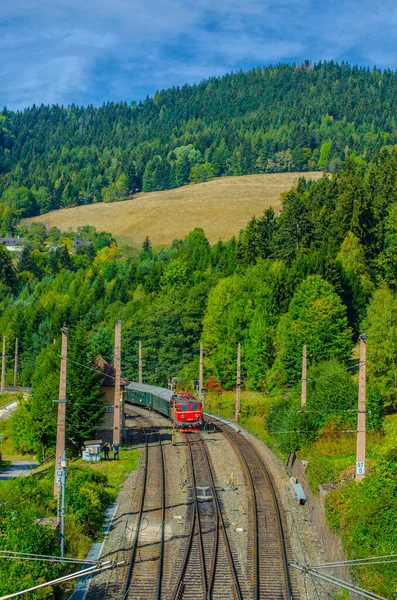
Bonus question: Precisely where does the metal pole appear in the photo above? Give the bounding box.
[1,337,5,393]
[60,452,66,557]
[56,456,61,526]
[236,342,241,422]
[199,341,203,403]
[301,344,307,408]
[113,321,122,446]
[13,338,18,388]
[356,333,367,481]
[54,326,68,496]
[138,340,142,384]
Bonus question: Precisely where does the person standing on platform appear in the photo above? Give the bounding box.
[113,442,119,461]
[103,443,110,461]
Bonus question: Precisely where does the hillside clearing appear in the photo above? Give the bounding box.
[24,172,324,246]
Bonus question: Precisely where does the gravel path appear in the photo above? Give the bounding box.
[0,401,18,420]
[0,460,38,480]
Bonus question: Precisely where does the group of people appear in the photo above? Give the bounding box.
[102,442,119,461]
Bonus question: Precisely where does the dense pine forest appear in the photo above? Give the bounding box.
[2,61,397,232]
[1,62,397,597]
[1,147,397,596]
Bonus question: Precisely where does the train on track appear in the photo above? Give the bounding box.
[125,381,203,430]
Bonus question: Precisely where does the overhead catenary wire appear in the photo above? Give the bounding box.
[0,549,98,565]
[311,554,397,569]
[0,560,124,600]
[289,563,388,600]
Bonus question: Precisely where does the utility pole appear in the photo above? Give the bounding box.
[54,325,68,497]
[236,342,241,422]
[55,450,67,557]
[301,344,307,408]
[14,338,18,388]
[356,333,367,481]
[199,341,204,406]
[1,337,5,393]
[138,340,143,384]
[113,321,122,446]
[60,451,66,557]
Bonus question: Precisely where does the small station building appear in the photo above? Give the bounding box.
[95,356,127,443]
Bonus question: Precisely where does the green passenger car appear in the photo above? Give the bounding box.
[125,381,174,419]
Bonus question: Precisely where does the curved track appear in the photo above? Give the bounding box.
[206,417,296,600]
[172,431,242,600]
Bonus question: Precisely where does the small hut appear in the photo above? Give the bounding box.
[95,356,127,443]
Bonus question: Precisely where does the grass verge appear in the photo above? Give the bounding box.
[24,172,324,246]
[206,390,277,450]
[0,444,140,597]
[0,392,20,409]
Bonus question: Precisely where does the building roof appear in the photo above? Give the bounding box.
[95,355,128,387]
[126,381,174,401]
[73,238,93,247]
[1,238,27,246]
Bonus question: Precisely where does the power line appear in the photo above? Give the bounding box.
[290,563,388,600]
[312,554,397,569]
[0,560,123,600]
[0,550,98,565]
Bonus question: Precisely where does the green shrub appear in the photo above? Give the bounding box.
[66,465,111,536]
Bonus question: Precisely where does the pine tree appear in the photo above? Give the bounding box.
[0,244,18,290]
[142,236,152,256]
[66,326,105,451]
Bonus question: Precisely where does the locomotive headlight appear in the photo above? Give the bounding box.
[181,415,185,419]
[195,414,199,419]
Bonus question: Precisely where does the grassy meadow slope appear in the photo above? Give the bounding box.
[23,172,323,246]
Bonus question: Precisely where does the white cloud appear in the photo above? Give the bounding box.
[1,0,397,109]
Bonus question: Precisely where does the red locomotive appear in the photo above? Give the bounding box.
[171,392,203,431]
[126,383,203,430]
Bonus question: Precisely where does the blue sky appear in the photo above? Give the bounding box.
[1,0,397,110]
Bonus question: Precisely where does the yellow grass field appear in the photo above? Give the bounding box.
[23,172,324,246]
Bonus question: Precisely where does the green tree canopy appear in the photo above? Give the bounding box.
[274,275,352,383]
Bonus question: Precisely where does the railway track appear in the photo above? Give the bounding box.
[87,408,296,600]
[121,418,166,600]
[206,416,297,600]
[172,431,242,600]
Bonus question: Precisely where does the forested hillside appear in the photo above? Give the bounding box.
[2,61,397,232]
[1,147,397,595]
[1,148,397,411]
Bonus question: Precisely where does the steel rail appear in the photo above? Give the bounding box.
[171,433,207,600]
[248,437,293,600]
[198,435,243,600]
[209,417,293,600]
[231,436,260,599]
[122,427,149,600]
[121,420,166,600]
[156,426,166,600]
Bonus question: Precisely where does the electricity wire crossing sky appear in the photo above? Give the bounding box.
[2,0,397,110]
